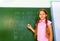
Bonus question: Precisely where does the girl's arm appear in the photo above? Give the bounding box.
[27,24,35,33]
[48,24,53,41]
[27,24,37,38]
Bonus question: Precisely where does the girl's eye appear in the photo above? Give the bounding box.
[40,14,45,15]
[43,13,46,15]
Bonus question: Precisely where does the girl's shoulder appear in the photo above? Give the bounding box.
[47,20,52,25]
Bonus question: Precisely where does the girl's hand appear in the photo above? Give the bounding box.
[27,24,32,30]
[27,24,35,33]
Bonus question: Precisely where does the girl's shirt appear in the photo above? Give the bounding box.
[37,19,52,41]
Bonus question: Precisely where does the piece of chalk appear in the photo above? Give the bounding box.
[28,24,30,25]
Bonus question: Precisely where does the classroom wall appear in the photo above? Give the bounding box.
[0,8,51,41]
[51,2,60,41]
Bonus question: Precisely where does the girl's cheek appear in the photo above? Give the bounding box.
[43,15,46,18]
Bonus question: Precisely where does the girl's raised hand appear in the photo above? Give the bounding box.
[27,24,35,33]
[27,24,32,29]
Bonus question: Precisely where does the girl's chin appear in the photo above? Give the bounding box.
[40,18,45,20]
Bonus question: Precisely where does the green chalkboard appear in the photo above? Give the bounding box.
[0,8,51,41]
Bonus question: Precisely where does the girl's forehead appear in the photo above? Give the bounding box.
[39,11,45,14]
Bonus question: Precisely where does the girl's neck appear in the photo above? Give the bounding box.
[39,19,46,23]
[40,19,46,21]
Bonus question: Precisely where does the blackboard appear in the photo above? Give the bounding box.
[0,8,51,41]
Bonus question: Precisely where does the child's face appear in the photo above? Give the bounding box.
[39,11,47,20]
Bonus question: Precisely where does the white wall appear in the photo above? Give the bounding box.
[0,0,51,7]
[51,2,60,41]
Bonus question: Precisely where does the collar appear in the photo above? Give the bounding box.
[39,19,46,23]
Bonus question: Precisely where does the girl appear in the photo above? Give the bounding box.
[27,9,53,41]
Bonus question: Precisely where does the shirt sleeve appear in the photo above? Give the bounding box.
[47,20,52,25]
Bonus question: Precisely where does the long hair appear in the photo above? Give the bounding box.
[34,9,49,38]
